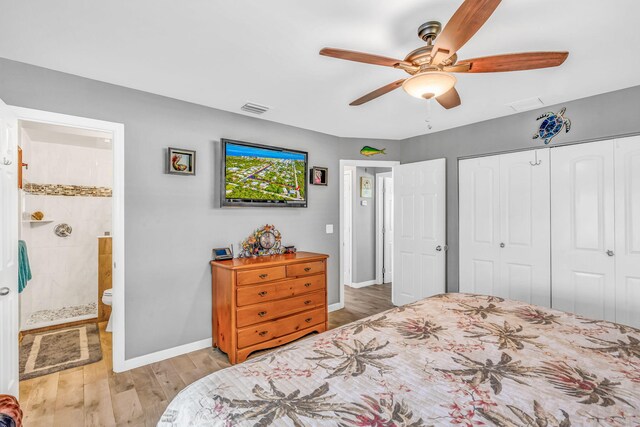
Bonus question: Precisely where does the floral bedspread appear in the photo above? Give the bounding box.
[159,293,640,426]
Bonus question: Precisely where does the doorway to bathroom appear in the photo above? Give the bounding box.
[16,119,115,380]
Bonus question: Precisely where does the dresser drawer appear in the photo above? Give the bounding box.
[236,282,280,307]
[236,290,325,328]
[237,275,325,307]
[237,307,325,349]
[286,261,325,277]
[282,274,325,298]
[237,266,286,286]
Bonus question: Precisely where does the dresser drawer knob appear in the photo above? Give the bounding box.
[258,311,267,317]
[305,318,312,323]
[304,283,311,287]
[259,331,268,337]
[304,300,312,305]
[304,267,311,272]
[258,291,268,297]
[259,274,268,279]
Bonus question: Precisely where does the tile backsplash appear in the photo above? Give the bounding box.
[24,183,112,197]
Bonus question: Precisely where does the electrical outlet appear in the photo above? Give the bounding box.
[326,224,333,234]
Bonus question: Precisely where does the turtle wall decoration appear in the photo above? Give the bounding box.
[532,107,571,144]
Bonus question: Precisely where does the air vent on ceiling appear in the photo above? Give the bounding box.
[241,102,270,115]
[507,97,544,113]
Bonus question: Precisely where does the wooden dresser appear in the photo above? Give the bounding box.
[211,251,328,364]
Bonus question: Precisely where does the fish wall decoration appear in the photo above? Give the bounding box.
[360,146,387,157]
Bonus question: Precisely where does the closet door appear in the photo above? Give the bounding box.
[499,149,551,307]
[614,136,640,328]
[551,140,616,321]
[459,156,501,296]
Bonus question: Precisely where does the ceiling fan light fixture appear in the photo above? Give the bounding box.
[402,71,456,99]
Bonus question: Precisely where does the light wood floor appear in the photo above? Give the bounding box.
[19,283,393,427]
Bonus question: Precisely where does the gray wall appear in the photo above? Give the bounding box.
[352,167,391,283]
[0,58,401,359]
[400,85,640,292]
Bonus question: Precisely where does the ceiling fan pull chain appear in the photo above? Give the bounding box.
[425,99,433,130]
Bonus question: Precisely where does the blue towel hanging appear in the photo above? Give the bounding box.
[18,240,32,293]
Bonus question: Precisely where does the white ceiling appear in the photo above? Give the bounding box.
[1,0,639,140]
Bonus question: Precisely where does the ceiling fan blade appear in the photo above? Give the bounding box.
[442,63,472,73]
[350,79,406,106]
[436,87,461,109]
[454,52,569,73]
[320,48,412,68]
[431,0,502,65]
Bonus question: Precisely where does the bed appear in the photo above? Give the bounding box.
[159,293,640,426]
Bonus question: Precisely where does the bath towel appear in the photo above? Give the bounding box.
[18,240,31,293]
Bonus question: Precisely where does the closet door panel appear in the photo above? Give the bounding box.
[459,156,501,295]
[615,136,640,328]
[499,149,551,307]
[551,140,615,321]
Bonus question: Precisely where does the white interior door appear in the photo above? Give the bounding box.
[343,169,353,286]
[459,155,501,296]
[0,97,19,396]
[383,176,393,283]
[614,136,640,328]
[551,140,616,321]
[499,149,551,307]
[393,159,446,305]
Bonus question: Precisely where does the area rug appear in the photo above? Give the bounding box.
[19,323,102,380]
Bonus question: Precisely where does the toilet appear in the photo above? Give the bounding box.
[102,288,113,332]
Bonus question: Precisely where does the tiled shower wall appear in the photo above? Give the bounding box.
[20,136,112,329]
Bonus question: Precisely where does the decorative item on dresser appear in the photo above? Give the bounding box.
[211,251,328,364]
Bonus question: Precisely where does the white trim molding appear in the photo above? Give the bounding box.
[328,302,344,312]
[375,171,392,285]
[347,280,379,289]
[11,107,127,373]
[121,339,212,371]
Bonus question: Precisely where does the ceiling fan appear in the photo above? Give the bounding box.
[319,0,569,109]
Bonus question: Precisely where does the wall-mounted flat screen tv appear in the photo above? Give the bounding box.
[221,139,308,207]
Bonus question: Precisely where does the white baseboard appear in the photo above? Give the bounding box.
[347,280,379,289]
[116,300,352,372]
[328,302,344,312]
[117,338,212,372]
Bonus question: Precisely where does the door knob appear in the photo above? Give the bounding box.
[606,250,614,257]
[0,287,10,296]
[500,243,505,248]
[436,245,442,252]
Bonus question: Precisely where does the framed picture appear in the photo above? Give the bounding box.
[310,166,328,186]
[360,176,372,198]
[167,147,196,176]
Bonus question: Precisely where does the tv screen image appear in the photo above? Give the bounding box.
[222,139,308,207]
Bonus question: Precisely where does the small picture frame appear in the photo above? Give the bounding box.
[360,176,373,198]
[310,166,328,186]
[167,147,196,176]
